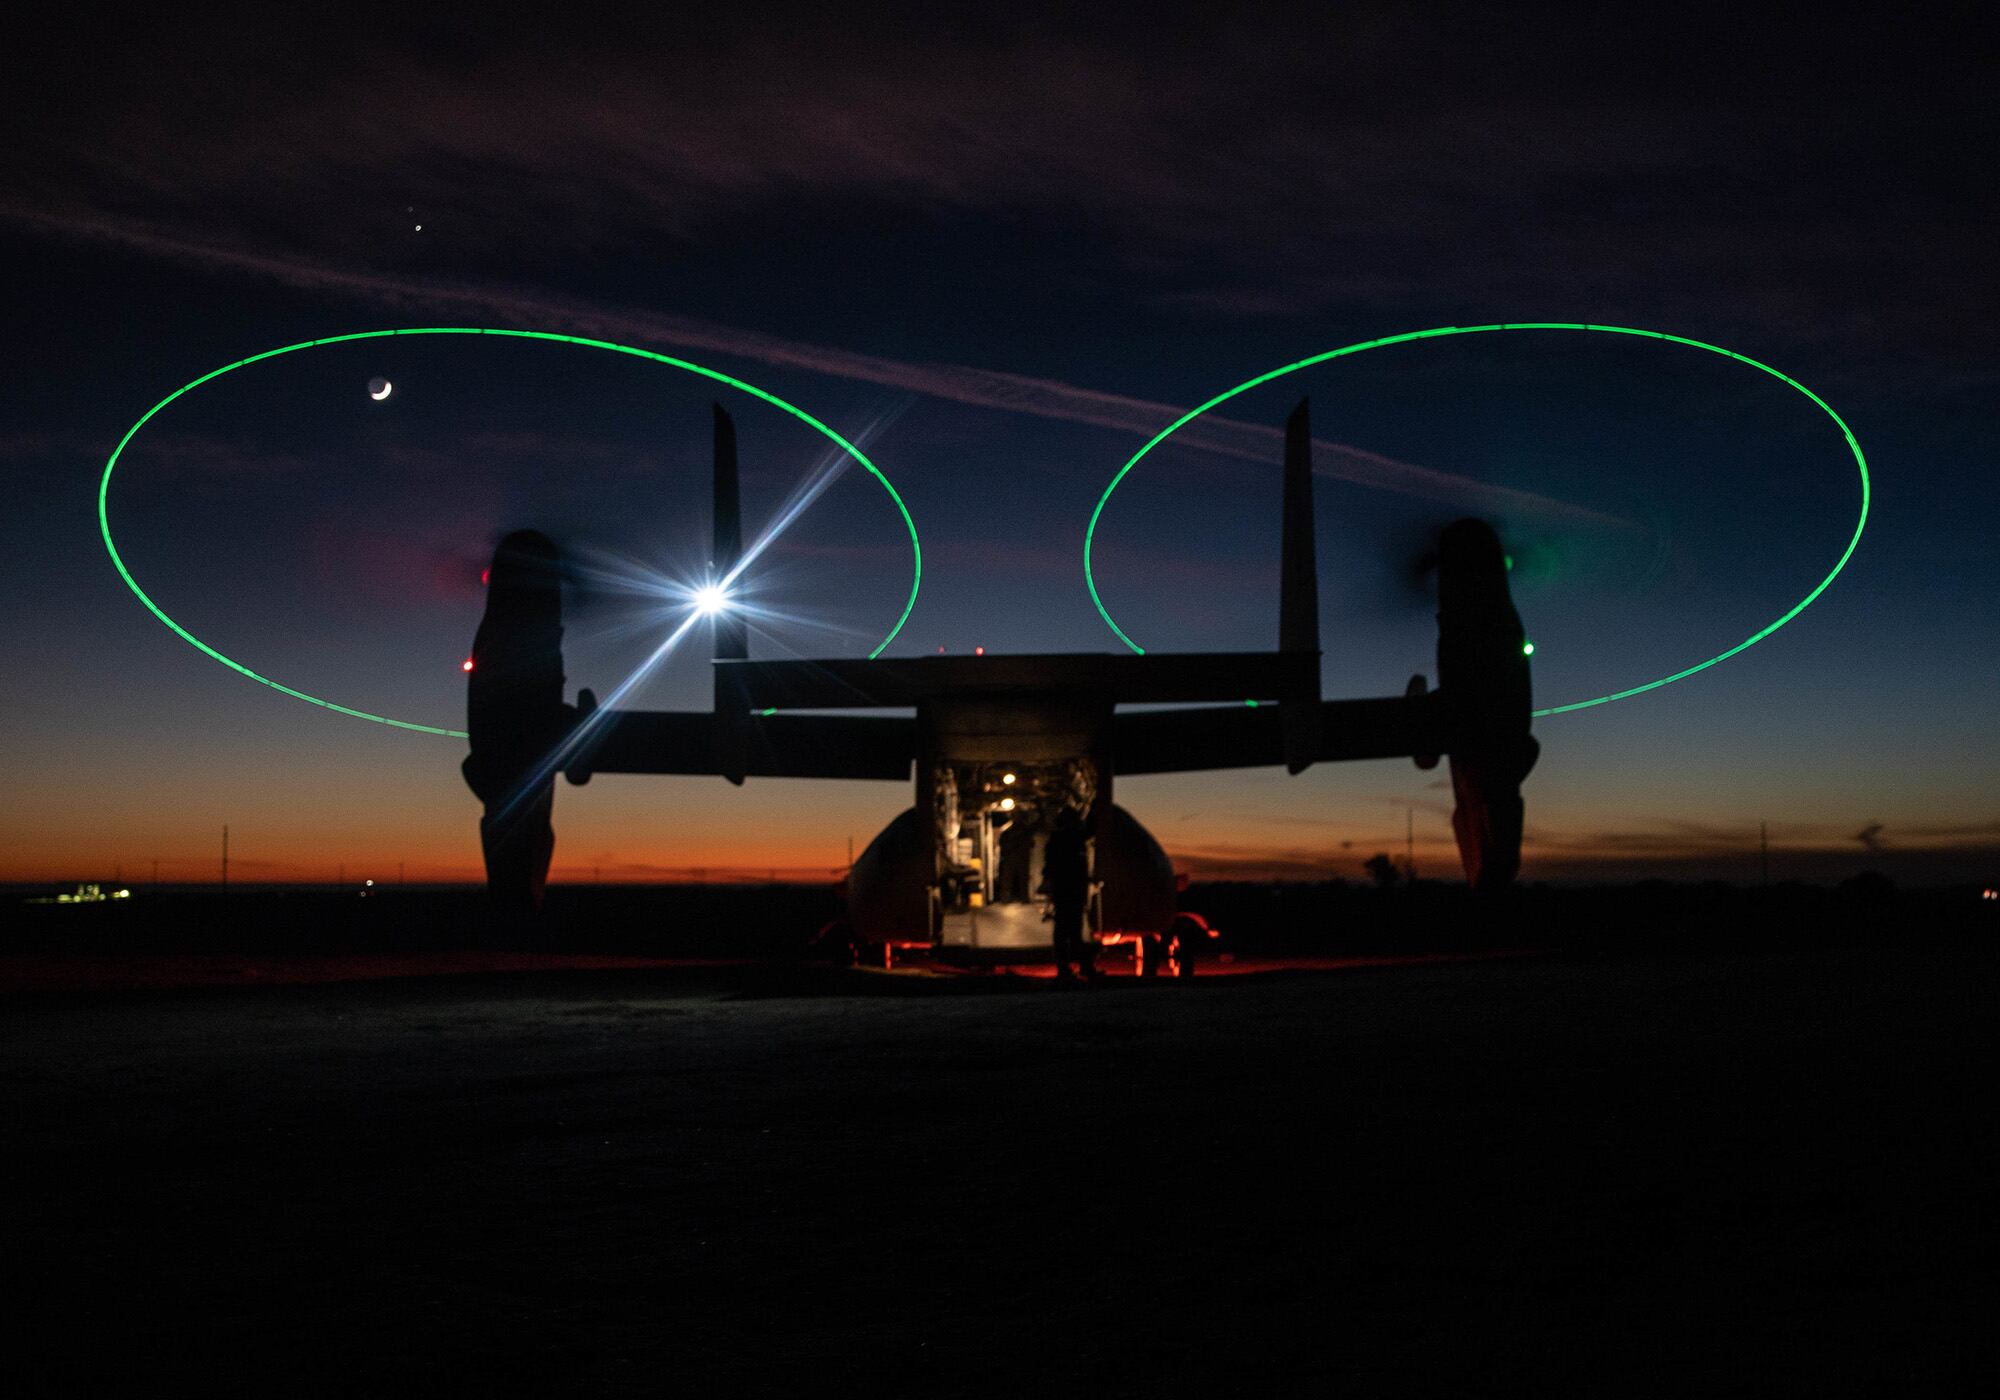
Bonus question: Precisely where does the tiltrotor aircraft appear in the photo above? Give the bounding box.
[463,401,1538,971]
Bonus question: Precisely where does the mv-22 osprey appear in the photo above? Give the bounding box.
[463,401,1540,971]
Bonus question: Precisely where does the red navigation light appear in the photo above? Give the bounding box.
[480,567,490,586]
[461,657,475,672]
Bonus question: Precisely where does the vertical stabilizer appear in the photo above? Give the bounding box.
[1281,398,1322,773]
[712,403,747,663]
[712,403,748,783]
[1281,398,1320,656]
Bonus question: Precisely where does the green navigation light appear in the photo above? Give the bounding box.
[101,328,923,738]
[1083,323,1869,718]
[1523,641,1536,656]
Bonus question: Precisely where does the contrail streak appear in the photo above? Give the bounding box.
[13,204,1630,527]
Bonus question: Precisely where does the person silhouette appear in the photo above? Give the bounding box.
[1041,807,1093,981]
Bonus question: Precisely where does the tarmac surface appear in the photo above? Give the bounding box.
[4,941,1994,1395]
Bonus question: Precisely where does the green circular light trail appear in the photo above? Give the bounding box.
[1084,323,1870,717]
[100,328,924,739]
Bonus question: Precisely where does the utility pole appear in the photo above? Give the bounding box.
[222,825,229,892]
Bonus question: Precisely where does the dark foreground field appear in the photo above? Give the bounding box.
[5,941,1994,1396]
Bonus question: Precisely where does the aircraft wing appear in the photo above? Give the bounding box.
[1110,693,1447,774]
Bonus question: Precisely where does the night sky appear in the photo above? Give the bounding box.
[4,4,1994,886]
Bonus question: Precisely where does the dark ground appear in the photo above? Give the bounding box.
[4,926,1994,1396]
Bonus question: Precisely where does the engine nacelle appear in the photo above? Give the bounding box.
[463,530,574,912]
[1436,519,1539,890]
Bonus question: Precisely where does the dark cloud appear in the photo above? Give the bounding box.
[4,206,1623,527]
[379,430,663,478]
[1843,820,2000,853]
[1898,822,2000,840]
[112,432,316,480]
[1373,796,1456,819]
[575,861,845,881]
[0,431,122,466]
[1164,843,1359,882]
[1523,817,2000,862]
[11,8,1992,364]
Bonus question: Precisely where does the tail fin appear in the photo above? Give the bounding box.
[712,403,748,783]
[712,403,747,663]
[1281,399,1319,656]
[1280,400,1328,772]
[1281,398,1322,773]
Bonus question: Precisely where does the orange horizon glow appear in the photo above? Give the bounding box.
[5,831,1994,889]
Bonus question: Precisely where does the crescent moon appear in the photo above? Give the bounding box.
[368,378,393,401]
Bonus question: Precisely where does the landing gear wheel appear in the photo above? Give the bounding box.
[1138,933,1165,978]
[1167,931,1197,978]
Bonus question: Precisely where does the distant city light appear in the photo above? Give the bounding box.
[975,646,985,656]
[694,584,730,616]
[1002,772,1017,785]
[1984,888,1998,901]
[999,797,1016,811]
[28,883,131,905]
